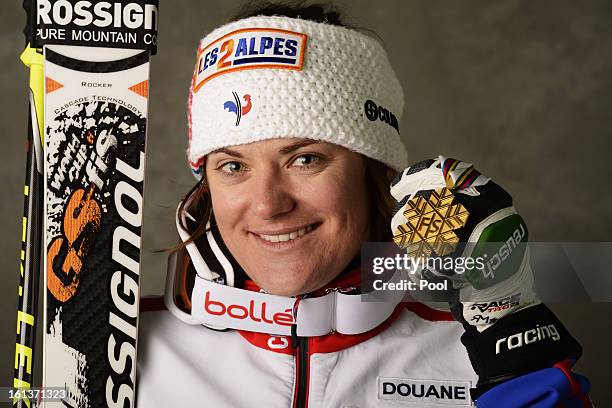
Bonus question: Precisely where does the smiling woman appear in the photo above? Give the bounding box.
[136,2,591,408]
[206,138,371,296]
[179,138,395,278]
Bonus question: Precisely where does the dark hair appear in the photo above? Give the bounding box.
[231,1,346,26]
[177,1,395,248]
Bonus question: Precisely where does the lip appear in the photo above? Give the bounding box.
[249,222,321,249]
[250,223,318,236]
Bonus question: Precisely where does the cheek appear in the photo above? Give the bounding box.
[208,181,244,230]
[304,171,370,235]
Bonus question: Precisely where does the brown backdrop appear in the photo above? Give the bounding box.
[1,0,610,404]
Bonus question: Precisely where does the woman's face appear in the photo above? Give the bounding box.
[206,138,370,296]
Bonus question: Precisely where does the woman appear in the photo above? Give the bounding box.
[137,3,591,407]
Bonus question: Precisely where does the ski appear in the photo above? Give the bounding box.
[24,1,159,407]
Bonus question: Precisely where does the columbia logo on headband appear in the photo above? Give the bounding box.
[224,92,252,126]
[193,28,307,92]
[365,99,400,134]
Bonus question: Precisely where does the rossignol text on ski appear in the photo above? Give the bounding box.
[13,1,158,407]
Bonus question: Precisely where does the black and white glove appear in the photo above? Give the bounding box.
[390,156,583,397]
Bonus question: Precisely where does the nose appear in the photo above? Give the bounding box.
[250,167,295,220]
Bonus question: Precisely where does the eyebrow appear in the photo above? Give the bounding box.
[279,139,321,154]
[211,147,243,158]
[211,140,321,158]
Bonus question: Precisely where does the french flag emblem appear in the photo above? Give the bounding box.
[223,92,252,126]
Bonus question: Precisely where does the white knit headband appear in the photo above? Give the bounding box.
[187,15,407,178]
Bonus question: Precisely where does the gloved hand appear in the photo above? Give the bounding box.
[390,156,584,398]
[390,156,538,328]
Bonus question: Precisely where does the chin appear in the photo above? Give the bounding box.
[264,285,303,297]
[248,262,331,296]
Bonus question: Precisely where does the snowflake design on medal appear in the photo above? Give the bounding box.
[393,188,469,258]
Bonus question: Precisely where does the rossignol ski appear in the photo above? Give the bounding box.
[19,1,158,407]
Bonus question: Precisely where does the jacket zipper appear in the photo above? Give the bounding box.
[293,336,310,408]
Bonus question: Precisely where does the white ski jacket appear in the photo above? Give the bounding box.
[136,271,478,408]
